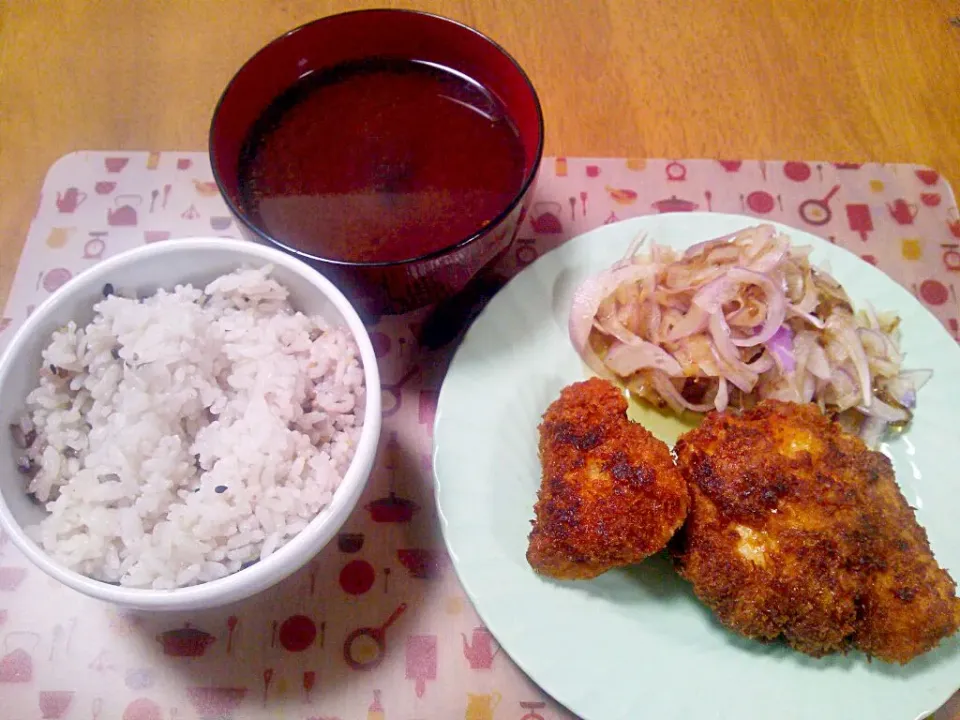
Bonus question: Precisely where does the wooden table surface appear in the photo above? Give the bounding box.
[1,1,958,715]
[2,0,960,310]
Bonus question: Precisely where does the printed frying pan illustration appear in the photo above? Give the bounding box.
[799,185,841,226]
[343,603,408,670]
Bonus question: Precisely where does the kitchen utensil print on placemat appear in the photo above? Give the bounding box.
[104,157,129,173]
[742,190,782,214]
[156,624,216,657]
[530,202,564,234]
[121,697,162,720]
[368,688,385,719]
[845,203,873,241]
[916,168,939,185]
[262,670,274,707]
[916,279,953,307]
[888,198,919,225]
[0,630,40,682]
[798,184,841,226]
[948,207,960,239]
[56,187,87,213]
[365,439,420,524]
[665,160,687,181]
[340,559,376,595]
[302,670,317,704]
[338,532,365,554]
[38,690,74,720]
[107,195,142,227]
[418,389,439,437]
[278,614,318,652]
[405,634,437,697]
[520,700,548,720]
[186,687,247,720]
[49,616,76,660]
[193,180,219,197]
[83,232,108,260]
[0,565,27,591]
[225,615,239,654]
[651,195,698,213]
[783,161,812,182]
[45,227,73,249]
[381,366,419,417]
[39,268,72,293]
[144,230,170,243]
[397,548,446,580]
[510,236,540,264]
[462,626,499,670]
[466,691,501,720]
[606,186,637,205]
[942,240,960,273]
[343,603,407,670]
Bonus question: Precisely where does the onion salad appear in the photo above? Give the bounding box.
[568,224,931,446]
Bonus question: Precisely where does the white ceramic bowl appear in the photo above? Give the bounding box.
[0,238,381,610]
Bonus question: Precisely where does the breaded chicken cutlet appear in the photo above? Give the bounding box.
[527,378,689,580]
[671,400,960,663]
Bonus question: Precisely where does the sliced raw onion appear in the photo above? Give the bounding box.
[567,222,928,446]
[603,340,684,377]
[569,264,656,376]
[649,371,715,414]
[708,313,760,391]
[857,397,909,424]
[714,377,730,411]
[826,311,872,407]
[766,326,796,373]
[723,268,787,347]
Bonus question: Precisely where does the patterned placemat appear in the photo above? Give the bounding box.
[0,153,957,720]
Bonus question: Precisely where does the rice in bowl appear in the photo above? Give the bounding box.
[11,265,364,589]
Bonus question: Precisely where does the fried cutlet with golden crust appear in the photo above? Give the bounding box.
[671,400,960,663]
[527,378,689,580]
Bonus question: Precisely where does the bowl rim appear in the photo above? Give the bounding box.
[0,237,382,610]
[208,7,545,269]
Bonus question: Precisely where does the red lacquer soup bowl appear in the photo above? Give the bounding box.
[210,9,544,317]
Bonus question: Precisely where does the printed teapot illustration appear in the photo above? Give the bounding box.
[887,198,918,225]
[462,626,500,669]
[56,187,86,213]
[107,194,142,227]
[0,631,39,682]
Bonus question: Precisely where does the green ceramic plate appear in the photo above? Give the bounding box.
[434,213,960,720]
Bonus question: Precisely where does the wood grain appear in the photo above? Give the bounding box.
[2,1,959,309]
[0,1,959,715]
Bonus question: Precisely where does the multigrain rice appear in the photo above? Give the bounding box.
[13,266,364,589]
